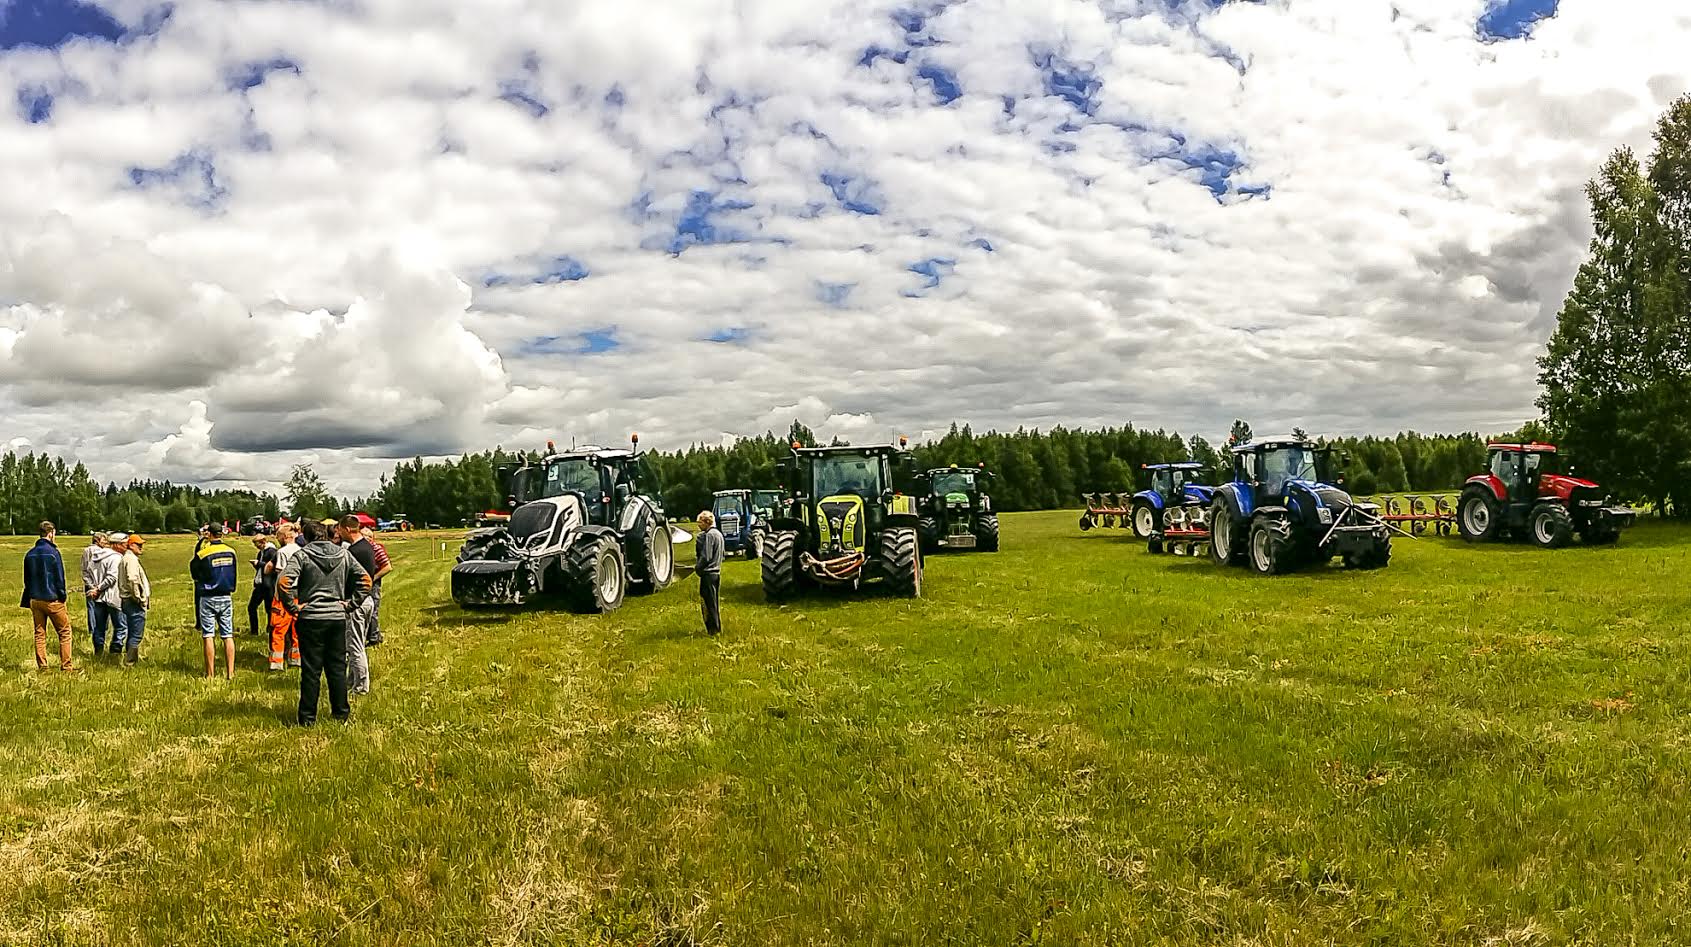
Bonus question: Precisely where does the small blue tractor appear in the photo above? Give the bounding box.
[1208,436,1398,574]
[1129,462,1216,542]
[711,489,767,559]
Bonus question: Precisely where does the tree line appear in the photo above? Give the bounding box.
[0,450,279,536]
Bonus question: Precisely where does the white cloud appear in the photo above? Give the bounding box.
[2,0,1689,495]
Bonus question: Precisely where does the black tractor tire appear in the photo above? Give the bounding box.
[1247,518,1291,575]
[1344,539,1392,570]
[762,530,799,602]
[627,518,674,595]
[1130,500,1159,540]
[1078,514,1094,531]
[880,527,922,597]
[1147,538,1164,555]
[1580,527,1620,546]
[565,538,626,614]
[977,514,1000,552]
[918,516,940,553]
[1209,501,1246,567]
[1529,503,1573,549]
[1458,489,1502,543]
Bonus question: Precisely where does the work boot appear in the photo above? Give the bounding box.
[124,645,139,666]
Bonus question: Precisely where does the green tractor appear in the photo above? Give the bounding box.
[761,439,925,600]
[914,463,999,553]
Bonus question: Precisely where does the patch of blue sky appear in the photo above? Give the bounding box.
[16,85,53,124]
[641,190,758,255]
[704,327,752,344]
[522,329,619,356]
[483,256,590,288]
[903,258,956,296]
[820,172,881,216]
[226,58,300,92]
[1477,0,1559,41]
[916,62,961,105]
[1033,49,1102,115]
[126,150,227,210]
[816,282,855,308]
[0,0,122,50]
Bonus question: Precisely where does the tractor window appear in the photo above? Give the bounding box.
[711,494,746,519]
[1149,470,1172,495]
[1236,452,1258,483]
[1491,452,1520,492]
[814,456,881,498]
[1169,469,1189,491]
[931,471,975,495]
[1261,447,1319,495]
[543,459,600,498]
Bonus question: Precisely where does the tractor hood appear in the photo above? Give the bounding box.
[1288,480,1363,509]
[1540,473,1601,499]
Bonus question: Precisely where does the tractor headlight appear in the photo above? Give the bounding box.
[1317,508,1332,524]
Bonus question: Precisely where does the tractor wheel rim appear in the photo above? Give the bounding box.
[600,554,620,600]
[1135,508,1155,534]
[1214,517,1228,556]
[1465,502,1488,533]
[1252,530,1270,571]
[653,528,672,578]
[1535,516,1552,543]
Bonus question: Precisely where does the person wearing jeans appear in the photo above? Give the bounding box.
[191,524,240,679]
[21,521,76,672]
[117,535,151,666]
[79,533,107,648]
[281,519,371,725]
[339,517,386,695]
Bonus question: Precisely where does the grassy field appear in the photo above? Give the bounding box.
[3,513,1690,945]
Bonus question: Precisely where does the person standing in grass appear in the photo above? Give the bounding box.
[338,516,383,694]
[93,533,130,657]
[266,524,303,670]
[78,532,107,646]
[281,519,372,725]
[693,510,724,637]
[248,534,278,638]
[117,534,151,666]
[359,526,393,647]
[21,521,75,672]
[191,524,240,680]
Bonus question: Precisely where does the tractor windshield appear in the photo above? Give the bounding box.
[930,471,975,496]
[1260,445,1327,495]
[812,455,884,498]
[540,458,602,499]
[711,494,748,520]
[1524,451,1564,478]
[753,490,784,514]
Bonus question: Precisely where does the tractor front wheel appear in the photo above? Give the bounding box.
[566,538,626,614]
[880,527,922,597]
[1344,539,1392,570]
[918,516,940,553]
[1210,502,1246,567]
[1458,490,1501,543]
[977,514,1000,552]
[1529,503,1573,548]
[762,530,799,601]
[1248,519,1291,575]
[1130,500,1158,540]
[748,528,765,560]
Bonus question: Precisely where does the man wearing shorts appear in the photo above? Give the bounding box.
[191,524,240,679]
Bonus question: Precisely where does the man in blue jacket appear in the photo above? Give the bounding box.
[20,521,75,672]
[191,524,240,679]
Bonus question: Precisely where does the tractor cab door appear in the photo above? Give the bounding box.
[1521,452,1550,499]
[1491,451,1527,507]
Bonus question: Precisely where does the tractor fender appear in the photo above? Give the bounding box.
[884,511,922,529]
[569,525,620,550]
[1463,474,1506,503]
[1132,490,1165,510]
[1212,484,1249,519]
[617,495,662,534]
[1252,505,1290,520]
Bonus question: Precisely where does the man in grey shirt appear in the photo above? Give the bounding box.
[694,511,725,636]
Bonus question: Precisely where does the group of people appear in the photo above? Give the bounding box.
[18,514,396,726]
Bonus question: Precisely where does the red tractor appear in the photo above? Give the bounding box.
[1457,442,1635,548]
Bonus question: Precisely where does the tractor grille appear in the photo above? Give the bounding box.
[509,504,557,542]
[718,511,742,535]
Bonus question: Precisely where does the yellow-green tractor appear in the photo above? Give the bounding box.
[761,440,925,600]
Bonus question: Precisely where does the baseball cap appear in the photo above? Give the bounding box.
[206,523,224,538]
[128,535,147,546]
[108,532,130,545]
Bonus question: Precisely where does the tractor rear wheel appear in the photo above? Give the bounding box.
[918,516,939,553]
[1458,490,1501,543]
[1529,503,1573,548]
[761,530,799,602]
[565,538,626,613]
[628,518,674,595]
[1130,500,1158,540]
[1248,519,1291,575]
[880,527,922,597]
[1209,502,1246,566]
[977,514,1000,552]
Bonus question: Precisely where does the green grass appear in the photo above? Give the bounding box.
[3,514,1690,945]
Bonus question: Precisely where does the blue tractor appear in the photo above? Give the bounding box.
[1129,463,1217,541]
[1207,437,1396,575]
[711,489,767,559]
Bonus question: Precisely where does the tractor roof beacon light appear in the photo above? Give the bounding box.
[899,435,909,449]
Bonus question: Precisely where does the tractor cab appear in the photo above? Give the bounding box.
[1481,443,1565,504]
[1233,439,1339,506]
[710,489,766,558]
[500,440,658,530]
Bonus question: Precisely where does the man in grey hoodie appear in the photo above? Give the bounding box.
[279,519,372,726]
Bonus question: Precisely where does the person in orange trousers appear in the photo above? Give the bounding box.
[267,523,302,670]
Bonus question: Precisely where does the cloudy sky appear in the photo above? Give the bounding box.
[2,0,1688,494]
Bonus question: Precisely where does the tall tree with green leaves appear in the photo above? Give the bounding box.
[284,464,334,520]
[1540,96,1691,514]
